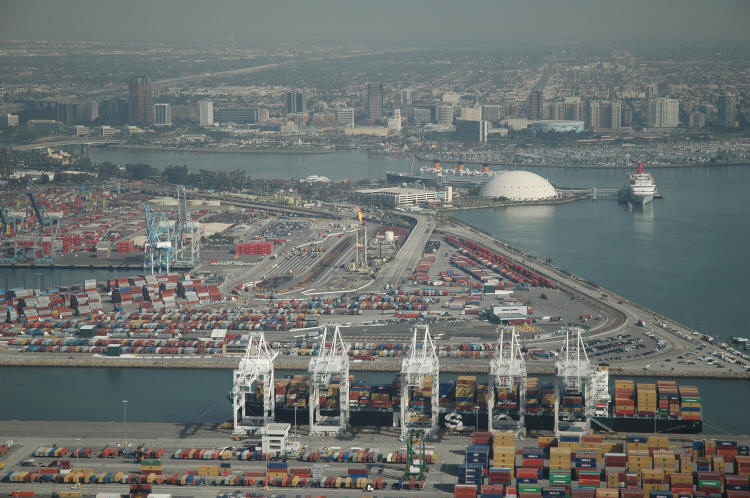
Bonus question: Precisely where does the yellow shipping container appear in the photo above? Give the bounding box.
[335,477,342,488]
[60,492,83,498]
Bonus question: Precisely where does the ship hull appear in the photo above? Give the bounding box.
[243,403,701,434]
[628,191,654,206]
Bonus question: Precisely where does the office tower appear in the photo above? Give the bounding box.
[1,114,19,128]
[367,83,384,121]
[400,89,411,106]
[648,98,680,127]
[481,105,501,123]
[128,76,153,124]
[646,84,659,99]
[412,108,432,124]
[284,92,306,114]
[718,94,737,128]
[437,105,454,125]
[527,89,544,120]
[199,100,214,126]
[335,107,354,127]
[460,106,482,121]
[258,108,269,123]
[455,120,488,143]
[153,103,172,126]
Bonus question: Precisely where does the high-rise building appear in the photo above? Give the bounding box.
[436,105,454,125]
[284,92,306,114]
[460,106,482,121]
[646,84,659,99]
[199,100,214,126]
[57,102,79,124]
[481,105,502,123]
[400,89,411,106]
[258,108,269,123]
[564,97,584,121]
[128,76,153,125]
[388,109,402,133]
[527,90,544,120]
[367,83,384,121]
[455,120,488,143]
[587,101,622,130]
[718,94,737,128]
[622,107,633,127]
[412,108,432,124]
[153,103,172,126]
[546,101,564,121]
[335,107,354,127]
[647,98,680,128]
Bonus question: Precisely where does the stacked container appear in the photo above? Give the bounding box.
[679,386,702,421]
[637,383,657,415]
[614,380,635,415]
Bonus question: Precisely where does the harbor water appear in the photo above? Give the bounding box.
[0,367,747,434]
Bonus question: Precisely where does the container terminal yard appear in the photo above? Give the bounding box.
[1,181,749,497]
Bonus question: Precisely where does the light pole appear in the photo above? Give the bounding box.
[75,437,80,477]
[122,400,128,444]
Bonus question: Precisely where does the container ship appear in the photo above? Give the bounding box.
[618,161,656,205]
[239,375,702,434]
[386,161,499,187]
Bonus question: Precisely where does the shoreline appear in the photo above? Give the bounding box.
[1,355,747,380]
[106,144,335,155]
[413,152,749,169]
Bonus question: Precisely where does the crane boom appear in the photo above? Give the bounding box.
[26,192,44,225]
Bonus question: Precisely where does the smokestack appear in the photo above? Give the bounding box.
[481,164,490,173]
[433,160,440,171]
[457,162,465,172]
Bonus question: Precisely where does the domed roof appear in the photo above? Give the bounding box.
[480,170,557,201]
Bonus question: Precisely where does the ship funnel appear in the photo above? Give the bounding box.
[433,160,440,171]
[637,161,644,174]
[457,162,465,172]
[481,164,490,173]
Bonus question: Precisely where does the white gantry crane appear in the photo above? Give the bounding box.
[26,192,62,264]
[173,186,200,267]
[400,324,440,439]
[488,326,527,435]
[308,325,350,435]
[232,332,278,435]
[554,326,594,435]
[143,204,174,274]
[0,206,27,264]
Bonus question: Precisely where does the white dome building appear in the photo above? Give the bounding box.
[480,171,557,201]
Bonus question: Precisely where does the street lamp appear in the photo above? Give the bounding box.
[74,437,81,477]
[122,400,128,444]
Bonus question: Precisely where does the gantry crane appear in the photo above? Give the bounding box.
[0,205,27,264]
[26,192,62,264]
[488,326,527,435]
[232,332,278,435]
[400,324,439,439]
[554,326,595,435]
[143,204,174,274]
[173,186,200,267]
[308,325,350,435]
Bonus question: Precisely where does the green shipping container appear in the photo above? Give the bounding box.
[519,484,542,493]
[699,480,721,487]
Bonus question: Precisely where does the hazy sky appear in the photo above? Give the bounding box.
[2,0,749,47]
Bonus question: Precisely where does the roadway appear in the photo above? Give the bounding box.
[11,138,122,151]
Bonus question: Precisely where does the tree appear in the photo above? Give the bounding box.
[162,164,189,184]
[125,163,156,180]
